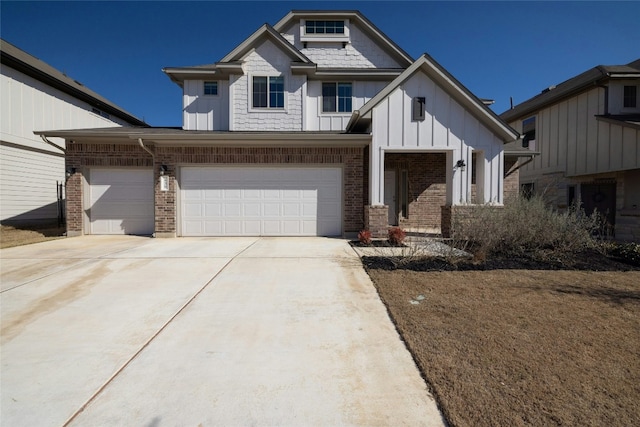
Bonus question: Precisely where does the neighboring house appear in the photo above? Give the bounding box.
[501,59,640,241]
[36,10,520,238]
[0,39,147,223]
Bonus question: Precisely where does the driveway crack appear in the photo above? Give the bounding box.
[61,238,260,427]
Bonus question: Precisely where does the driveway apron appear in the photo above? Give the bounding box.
[1,236,444,426]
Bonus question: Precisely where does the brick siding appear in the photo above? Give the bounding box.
[66,143,364,236]
[386,152,447,231]
[364,205,388,238]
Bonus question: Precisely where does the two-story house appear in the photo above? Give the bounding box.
[0,39,147,224]
[501,59,640,241]
[36,10,520,238]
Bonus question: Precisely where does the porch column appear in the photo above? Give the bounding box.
[365,146,389,238]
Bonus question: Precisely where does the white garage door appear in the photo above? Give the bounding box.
[180,167,342,236]
[88,168,154,235]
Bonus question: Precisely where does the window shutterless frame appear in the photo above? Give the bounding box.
[252,76,284,109]
[204,81,218,96]
[322,82,352,113]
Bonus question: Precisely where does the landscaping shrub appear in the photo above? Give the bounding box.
[608,242,640,266]
[358,229,372,245]
[388,227,406,245]
[450,196,602,258]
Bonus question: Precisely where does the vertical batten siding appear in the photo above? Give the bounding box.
[370,70,506,205]
[518,86,639,181]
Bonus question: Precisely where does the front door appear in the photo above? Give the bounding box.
[580,182,616,234]
[384,170,397,225]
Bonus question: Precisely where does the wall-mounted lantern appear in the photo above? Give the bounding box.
[456,160,466,172]
[65,167,76,178]
[159,164,168,176]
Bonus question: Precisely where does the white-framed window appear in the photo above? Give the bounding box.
[252,76,284,109]
[322,82,352,113]
[305,20,345,35]
[204,81,218,96]
[623,85,637,108]
[522,116,536,149]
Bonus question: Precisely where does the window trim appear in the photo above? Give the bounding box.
[300,19,350,43]
[249,74,286,111]
[321,81,353,114]
[203,81,218,96]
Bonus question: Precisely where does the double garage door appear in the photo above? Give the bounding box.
[87,166,342,237]
[180,167,342,236]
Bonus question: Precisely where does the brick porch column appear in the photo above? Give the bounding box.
[364,205,389,238]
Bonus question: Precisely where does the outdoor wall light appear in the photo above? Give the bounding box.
[65,167,76,178]
[456,160,466,172]
[160,164,168,175]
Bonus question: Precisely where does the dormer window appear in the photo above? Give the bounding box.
[305,20,345,35]
[300,19,350,43]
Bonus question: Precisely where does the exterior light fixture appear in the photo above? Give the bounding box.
[65,167,76,178]
[456,160,466,172]
[160,165,168,175]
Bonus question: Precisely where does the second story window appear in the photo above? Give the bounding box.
[306,20,345,34]
[322,82,352,113]
[252,76,284,109]
[522,116,536,149]
[204,81,218,95]
[624,85,637,108]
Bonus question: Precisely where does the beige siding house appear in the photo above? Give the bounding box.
[501,59,640,241]
[0,39,147,223]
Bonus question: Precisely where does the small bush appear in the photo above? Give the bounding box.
[388,227,406,245]
[608,242,640,266]
[450,195,602,259]
[358,229,372,245]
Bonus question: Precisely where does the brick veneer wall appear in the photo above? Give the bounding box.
[504,157,520,202]
[66,143,365,236]
[65,143,154,235]
[385,152,447,231]
[364,205,389,238]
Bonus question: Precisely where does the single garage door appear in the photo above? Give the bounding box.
[88,168,154,235]
[180,166,342,236]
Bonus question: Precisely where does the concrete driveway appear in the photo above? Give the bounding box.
[1,236,444,426]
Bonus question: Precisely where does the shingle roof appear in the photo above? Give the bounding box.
[0,39,147,127]
[501,58,640,122]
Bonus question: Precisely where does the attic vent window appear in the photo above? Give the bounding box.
[305,20,345,34]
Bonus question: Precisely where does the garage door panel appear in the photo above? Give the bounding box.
[89,169,154,235]
[180,167,342,236]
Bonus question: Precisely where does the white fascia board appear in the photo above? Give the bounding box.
[220,24,311,64]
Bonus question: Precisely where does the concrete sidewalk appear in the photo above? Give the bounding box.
[1,236,445,426]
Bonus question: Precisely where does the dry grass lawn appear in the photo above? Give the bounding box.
[0,222,65,249]
[368,268,640,427]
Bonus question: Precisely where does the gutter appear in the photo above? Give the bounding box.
[40,135,66,153]
[138,138,154,158]
[345,110,361,133]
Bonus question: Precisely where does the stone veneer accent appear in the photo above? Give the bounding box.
[66,143,365,236]
[364,205,389,238]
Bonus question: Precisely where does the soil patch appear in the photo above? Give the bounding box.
[0,222,65,249]
[367,267,640,427]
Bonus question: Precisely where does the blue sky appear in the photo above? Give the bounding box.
[2,1,639,127]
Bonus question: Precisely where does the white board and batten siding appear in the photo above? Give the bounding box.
[182,80,229,131]
[0,65,130,221]
[180,166,342,236]
[306,80,388,131]
[86,169,154,235]
[512,86,640,180]
[370,71,504,206]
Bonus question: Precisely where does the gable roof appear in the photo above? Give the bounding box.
[273,10,413,67]
[346,53,519,143]
[163,23,314,86]
[219,23,312,64]
[0,39,147,127]
[501,58,640,122]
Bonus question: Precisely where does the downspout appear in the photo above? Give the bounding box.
[138,138,154,158]
[40,135,66,153]
[505,156,535,177]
